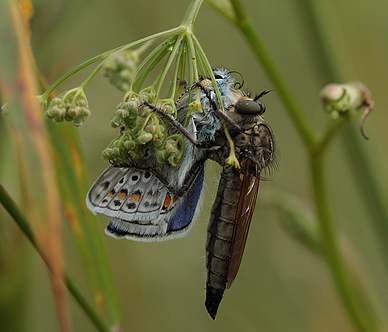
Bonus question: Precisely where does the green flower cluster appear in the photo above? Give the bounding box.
[102,87,184,166]
[102,51,138,92]
[44,88,90,127]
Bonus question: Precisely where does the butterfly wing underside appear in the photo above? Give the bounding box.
[86,165,204,241]
[227,160,260,288]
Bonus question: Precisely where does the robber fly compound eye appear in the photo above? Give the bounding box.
[235,99,266,116]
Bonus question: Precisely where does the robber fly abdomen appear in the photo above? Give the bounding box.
[205,167,243,318]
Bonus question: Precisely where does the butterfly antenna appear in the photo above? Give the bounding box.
[229,70,245,90]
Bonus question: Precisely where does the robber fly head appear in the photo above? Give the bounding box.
[234,90,272,116]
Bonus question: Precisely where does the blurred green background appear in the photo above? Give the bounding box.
[2,0,388,331]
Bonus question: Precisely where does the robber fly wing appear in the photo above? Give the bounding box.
[226,160,260,288]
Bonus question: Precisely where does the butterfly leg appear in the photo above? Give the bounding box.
[193,82,242,132]
[141,102,214,149]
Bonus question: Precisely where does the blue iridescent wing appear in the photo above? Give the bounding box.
[86,165,204,241]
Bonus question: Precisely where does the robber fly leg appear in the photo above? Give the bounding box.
[141,102,213,149]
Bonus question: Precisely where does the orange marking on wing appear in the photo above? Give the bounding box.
[163,193,172,208]
[118,192,127,200]
[130,193,141,202]
[172,196,178,203]
[107,191,114,197]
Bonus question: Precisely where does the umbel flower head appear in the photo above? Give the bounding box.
[102,86,183,166]
[44,88,90,127]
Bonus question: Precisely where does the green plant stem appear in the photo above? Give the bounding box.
[155,35,184,96]
[342,124,388,263]
[185,33,200,88]
[310,153,381,332]
[311,117,384,332]
[208,0,387,330]
[45,121,122,326]
[180,0,204,28]
[133,39,172,92]
[79,62,104,90]
[229,0,316,148]
[294,0,388,267]
[313,116,345,154]
[0,183,110,332]
[41,26,185,100]
[167,43,186,99]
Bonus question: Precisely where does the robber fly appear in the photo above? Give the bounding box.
[86,68,276,319]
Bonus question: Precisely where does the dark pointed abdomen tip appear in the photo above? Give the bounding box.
[205,284,224,319]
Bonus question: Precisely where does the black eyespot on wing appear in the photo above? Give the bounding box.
[133,189,142,196]
[127,202,136,209]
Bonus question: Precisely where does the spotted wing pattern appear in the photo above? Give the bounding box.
[86,165,204,241]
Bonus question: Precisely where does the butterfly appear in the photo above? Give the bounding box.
[86,68,276,319]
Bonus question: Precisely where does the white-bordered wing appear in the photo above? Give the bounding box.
[86,165,204,241]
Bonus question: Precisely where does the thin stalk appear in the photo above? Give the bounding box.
[185,33,200,87]
[310,154,381,332]
[192,35,222,108]
[167,41,185,100]
[195,50,206,78]
[342,124,388,262]
[45,121,122,326]
[180,0,204,28]
[79,62,104,90]
[155,35,184,96]
[210,0,388,330]
[185,35,196,103]
[313,117,345,154]
[133,44,171,93]
[294,0,388,266]
[132,39,173,91]
[229,0,317,148]
[41,26,185,100]
[0,183,110,332]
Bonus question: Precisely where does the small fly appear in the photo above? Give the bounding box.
[86,68,276,319]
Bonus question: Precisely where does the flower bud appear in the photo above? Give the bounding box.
[320,82,373,139]
[156,149,169,164]
[44,88,90,127]
[102,51,138,92]
[158,98,177,117]
[320,82,367,117]
[139,86,157,104]
[137,132,153,144]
